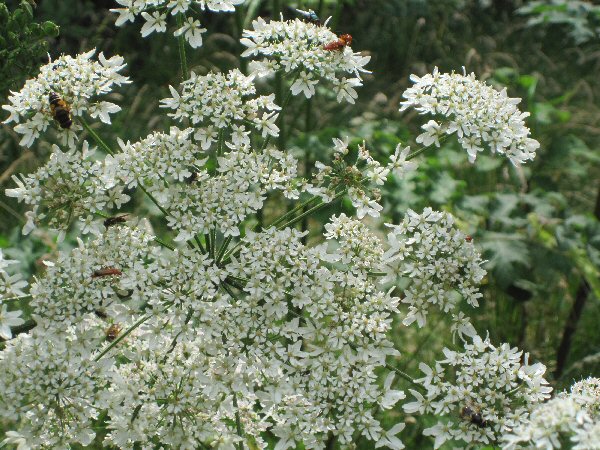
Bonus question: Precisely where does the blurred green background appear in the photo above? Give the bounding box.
[1,0,599,448]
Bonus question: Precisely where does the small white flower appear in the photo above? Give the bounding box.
[0,304,25,340]
[141,11,167,37]
[174,16,207,48]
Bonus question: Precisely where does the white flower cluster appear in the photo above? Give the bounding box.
[166,143,299,239]
[404,335,552,449]
[0,326,110,449]
[242,18,370,103]
[106,127,206,196]
[30,225,160,328]
[400,68,540,165]
[111,0,244,48]
[160,70,280,148]
[0,250,26,340]
[0,223,408,449]
[6,142,127,235]
[324,213,385,274]
[503,377,600,450]
[2,50,129,147]
[226,227,405,448]
[383,208,486,338]
[310,139,417,220]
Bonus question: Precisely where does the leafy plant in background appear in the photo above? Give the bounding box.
[0,1,599,450]
[0,1,59,98]
[518,0,600,45]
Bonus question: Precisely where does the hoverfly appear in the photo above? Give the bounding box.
[48,92,72,129]
[105,324,121,342]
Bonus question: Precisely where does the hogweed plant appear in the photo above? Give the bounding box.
[0,4,594,450]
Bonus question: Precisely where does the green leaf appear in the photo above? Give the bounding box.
[480,233,531,287]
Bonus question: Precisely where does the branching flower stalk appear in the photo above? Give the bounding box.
[0,7,559,450]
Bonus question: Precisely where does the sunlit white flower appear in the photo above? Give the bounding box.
[0,304,25,340]
[111,0,244,46]
[1,50,129,147]
[401,67,540,165]
[6,141,121,234]
[160,70,280,147]
[406,335,551,449]
[173,16,207,48]
[242,18,370,103]
[383,208,486,336]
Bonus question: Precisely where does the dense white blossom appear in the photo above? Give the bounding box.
[111,0,244,47]
[2,50,129,147]
[0,326,111,449]
[502,377,600,449]
[400,67,540,165]
[5,142,126,235]
[30,225,160,328]
[1,223,407,449]
[0,250,27,340]
[404,335,552,449]
[309,138,402,219]
[383,208,486,338]
[160,70,280,148]
[241,18,370,103]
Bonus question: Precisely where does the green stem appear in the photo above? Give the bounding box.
[138,183,170,217]
[270,196,320,228]
[232,392,245,450]
[194,235,206,254]
[79,117,113,155]
[176,14,189,80]
[206,233,213,259]
[216,235,233,264]
[1,294,33,302]
[406,135,449,161]
[277,190,346,230]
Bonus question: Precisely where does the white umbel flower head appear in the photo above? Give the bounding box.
[2,50,129,147]
[502,377,600,450]
[404,335,552,449]
[400,67,540,165]
[111,0,244,47]
[160,70,280,149]
[0,327,111,449]
[383,208,486,339]
[241,18,371,103]
[5,141,125,234]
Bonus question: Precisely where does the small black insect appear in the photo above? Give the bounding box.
[460,405,488,428]
[289,7,321,25]
[103,214,129,229]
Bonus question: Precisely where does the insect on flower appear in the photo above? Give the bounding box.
[92,268,122,278]
[465,235,473,242]
[103,214,129,229]
[289,7,321,25]
[460,405,488,428]
[105,324,121,342]
[48,92,72,129]
[324,34,352,51]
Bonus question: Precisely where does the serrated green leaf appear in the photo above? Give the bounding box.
[480,233,531,287]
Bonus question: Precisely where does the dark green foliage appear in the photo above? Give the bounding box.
[0,1,58,99]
